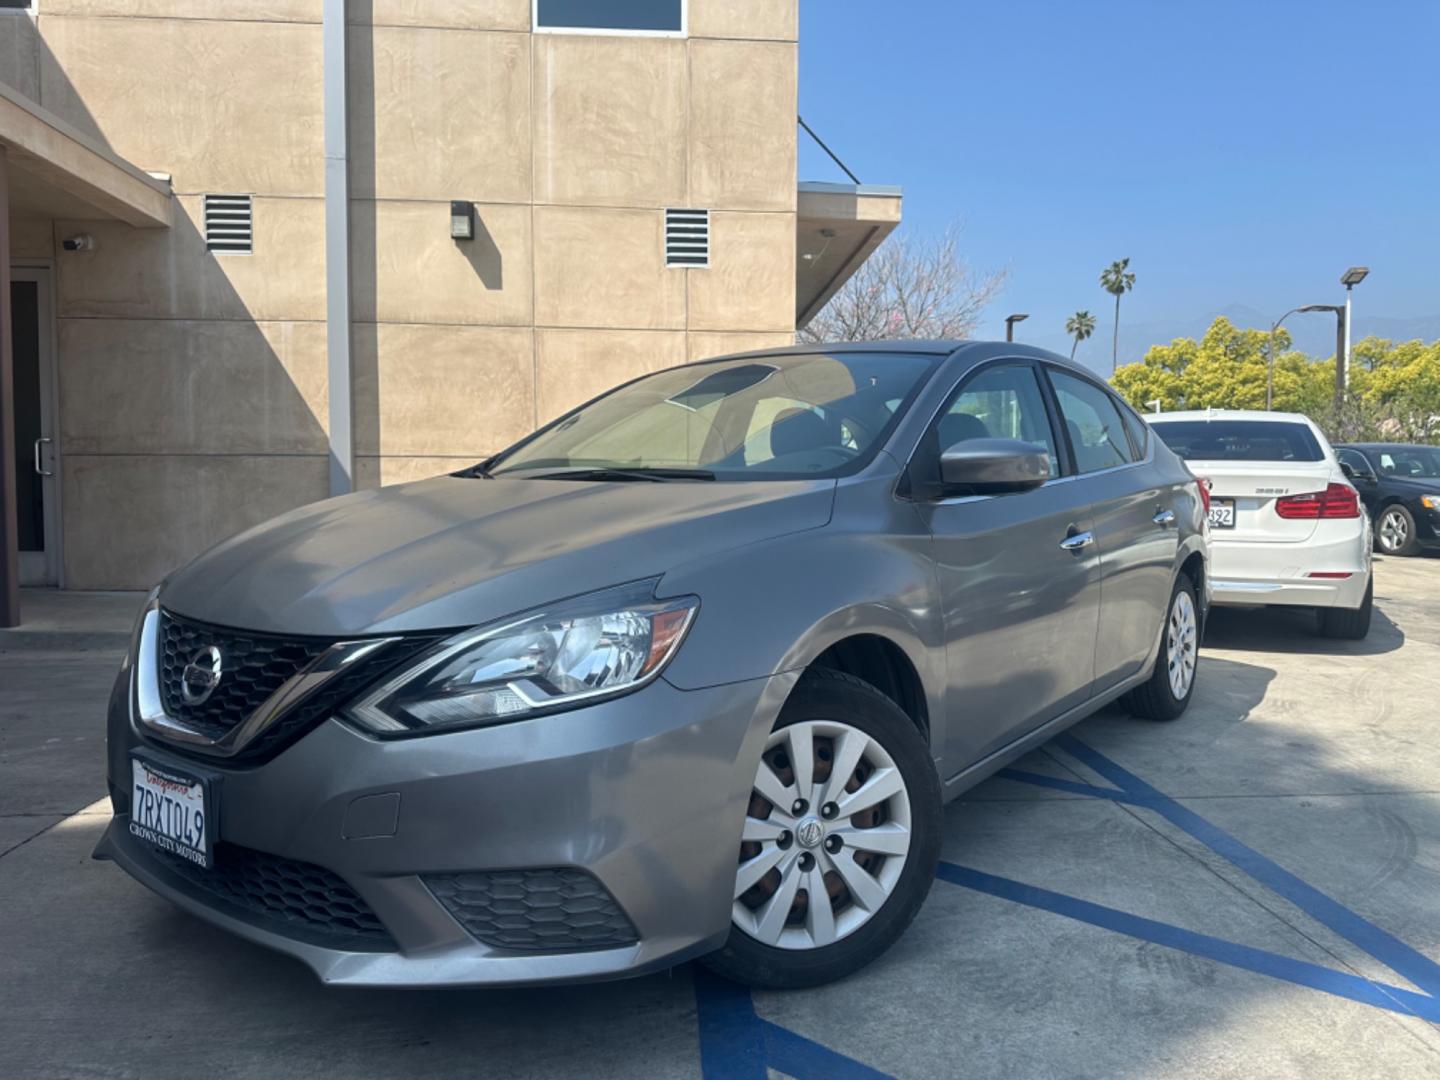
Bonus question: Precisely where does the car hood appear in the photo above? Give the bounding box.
[160,475,836,636]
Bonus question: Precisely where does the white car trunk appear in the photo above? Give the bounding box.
[1189,460,1336,543]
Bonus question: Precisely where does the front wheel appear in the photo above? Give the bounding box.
[702,668,941,989]
[1376,506,1419,557]
[1122,574,1199,721]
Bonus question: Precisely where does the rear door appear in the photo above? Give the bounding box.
[1046,369,1179,689]
[1149,419,1335,545]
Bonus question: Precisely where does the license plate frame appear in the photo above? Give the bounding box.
[129,752,218,871]
[1208,498,1236,530]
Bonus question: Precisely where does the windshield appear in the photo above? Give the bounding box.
[1149,420,1324,463]
[1369,446,1440,479]
[487,351,941,480]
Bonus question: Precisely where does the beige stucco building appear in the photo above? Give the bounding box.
[0,0,898,609]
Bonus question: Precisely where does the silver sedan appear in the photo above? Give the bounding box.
[96,342,1209,988]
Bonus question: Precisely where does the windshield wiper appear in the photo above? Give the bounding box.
[528,467,716,483]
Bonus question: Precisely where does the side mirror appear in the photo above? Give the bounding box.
[939,437,1052,495]
[1339,462,1355,480]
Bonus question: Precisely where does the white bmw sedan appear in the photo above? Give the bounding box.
[1147,410,1372,639]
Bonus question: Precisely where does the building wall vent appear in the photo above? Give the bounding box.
[665,208,709,268]
[204,194,253,254]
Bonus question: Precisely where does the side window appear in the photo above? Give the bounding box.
[535,0,685,33]
[936,364,1059,477]
[1336,449,1372,477]
[1049,370,1136,474]
[1116,398,1150,458]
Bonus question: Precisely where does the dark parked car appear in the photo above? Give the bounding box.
[1334,443,1440,556]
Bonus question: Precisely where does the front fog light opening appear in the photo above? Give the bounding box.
[346,585,698,735]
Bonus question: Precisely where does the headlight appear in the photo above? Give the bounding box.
[1421,495,1440,511]
[346,581,698,735]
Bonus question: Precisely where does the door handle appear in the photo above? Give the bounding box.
[1153,508,1176,527]
[33,437,53,478]
[1059,530,1094,553]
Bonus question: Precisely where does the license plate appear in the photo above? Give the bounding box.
[129,755,214,870]
[1208,499,1236,529]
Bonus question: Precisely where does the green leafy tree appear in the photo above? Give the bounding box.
[1112,318,1440,443]
[1065,310,1097,360]
[1099,258,1136,372]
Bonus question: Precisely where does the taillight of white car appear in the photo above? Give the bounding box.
[1273,483,1361,520]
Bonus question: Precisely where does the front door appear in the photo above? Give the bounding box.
[10,268,59,585]
[912,361,1103,772]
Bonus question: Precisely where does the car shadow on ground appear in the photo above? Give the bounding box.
[1202,602,1403,657]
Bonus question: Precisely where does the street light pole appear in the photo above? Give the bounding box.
[1338,267,1369,401]
[1267,304,1340,410]
[1004,313,1029,342]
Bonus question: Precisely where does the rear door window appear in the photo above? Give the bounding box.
[1048,370,1136,474]
[1149,421,1323,462]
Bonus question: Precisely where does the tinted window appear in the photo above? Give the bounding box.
[1150,420,1323,462]
[1049,370,1136,474]
[488,351,939,481]
[537,0,683,32]
[1375,446,1440,478]
[1335,448,1375,477]
[936,364,1059,476]
[1118,400,1150,458]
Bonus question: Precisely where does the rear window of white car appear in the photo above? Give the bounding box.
[1150,420,1324,462]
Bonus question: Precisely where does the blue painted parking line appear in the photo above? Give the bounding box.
[938,862,1440,1023]
[694,965,893,1080]
[693,735,1440,1076]
[1052,734,1440,998]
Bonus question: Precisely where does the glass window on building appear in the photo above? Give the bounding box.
[535,0,685,34]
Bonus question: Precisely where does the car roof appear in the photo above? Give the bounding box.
[1146,409,1315,424]
[693,339,1096,373]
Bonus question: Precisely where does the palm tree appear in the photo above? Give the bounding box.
[1065,310,1097,360]
[1099,258,1137,372]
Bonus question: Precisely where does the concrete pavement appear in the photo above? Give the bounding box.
[2,560,1439,1079]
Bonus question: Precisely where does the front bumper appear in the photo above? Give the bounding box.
[95,665,791,987]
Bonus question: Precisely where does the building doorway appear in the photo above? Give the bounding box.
[10,266,59,586]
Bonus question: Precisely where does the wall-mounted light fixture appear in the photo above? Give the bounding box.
[450,200,475,242]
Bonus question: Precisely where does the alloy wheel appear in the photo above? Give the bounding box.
[733,720,912,950]
[1167,589,1198,699]
[1379,509,1408,553]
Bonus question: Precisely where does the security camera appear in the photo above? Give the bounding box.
[62,234,95,252]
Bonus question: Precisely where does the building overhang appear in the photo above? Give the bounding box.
[0,82,170,228]
[795,181,902,329]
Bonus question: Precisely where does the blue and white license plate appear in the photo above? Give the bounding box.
[129,755,213,870]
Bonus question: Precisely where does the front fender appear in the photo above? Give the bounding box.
[657,480,945,752]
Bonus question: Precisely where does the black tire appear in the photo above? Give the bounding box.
[1123,574,1200,722]
[701,667,942,989]
[1320,576,1373,639]
[1375,505,1419,557]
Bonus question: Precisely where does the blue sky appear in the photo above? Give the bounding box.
[797,0,1440,374]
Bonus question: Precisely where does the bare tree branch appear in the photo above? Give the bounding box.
[799,222,1008,344]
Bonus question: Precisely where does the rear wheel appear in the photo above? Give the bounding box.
[1320,576,1373,639]
[1376,506,1419,557]
[1123,574,1199,722]
[702,669,941,989]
